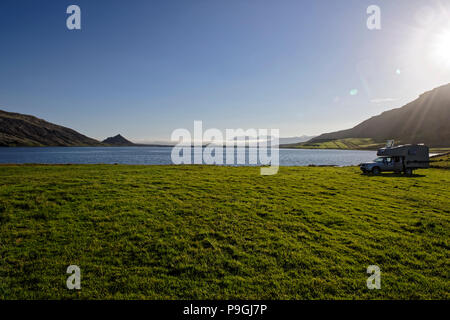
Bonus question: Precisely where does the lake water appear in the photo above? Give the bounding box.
[0,147,377,167]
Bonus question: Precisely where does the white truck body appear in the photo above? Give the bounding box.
[360,144,429,175]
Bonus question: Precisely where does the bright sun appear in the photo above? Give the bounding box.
[431,28,450,67]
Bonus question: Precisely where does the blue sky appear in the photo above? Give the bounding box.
[1,0,450,141]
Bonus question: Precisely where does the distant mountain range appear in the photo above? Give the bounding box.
[0,109,318,148]
[1,83,449,148]
[285,83,450,149]
[279,136,317,145]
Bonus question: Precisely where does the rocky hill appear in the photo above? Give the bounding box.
[0,109,102,147]
[102,134,135,146]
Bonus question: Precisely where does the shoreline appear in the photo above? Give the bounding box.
[1,144,449,153]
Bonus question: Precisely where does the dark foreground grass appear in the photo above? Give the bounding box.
[0,165,448,299]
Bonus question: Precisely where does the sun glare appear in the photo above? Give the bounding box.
[431,28,450,67]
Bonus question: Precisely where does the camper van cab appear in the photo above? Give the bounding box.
[360,143,429,175]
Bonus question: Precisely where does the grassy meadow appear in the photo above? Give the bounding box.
[0,164,449,299]
[282,138,385,150]
[431,153,450,169]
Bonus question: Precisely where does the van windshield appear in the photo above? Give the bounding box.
[374,157,392,163]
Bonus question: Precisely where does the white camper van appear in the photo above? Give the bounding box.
[360,141,429,175]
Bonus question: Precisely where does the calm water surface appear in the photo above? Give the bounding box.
[0,147,377,167]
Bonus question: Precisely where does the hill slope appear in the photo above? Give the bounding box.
[102,134,135,146]
[295,84,450,148]
[0,110,101,147]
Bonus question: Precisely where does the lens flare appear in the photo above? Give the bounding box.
[431,28,450,68]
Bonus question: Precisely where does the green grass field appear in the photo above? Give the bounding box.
[0,164,449,299]
[281,138,385,150]
[431,153,450,169]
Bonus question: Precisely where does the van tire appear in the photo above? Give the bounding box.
[404,168,413,176]
[372,167,381,175]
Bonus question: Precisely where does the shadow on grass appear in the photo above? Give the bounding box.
[361,173,426,178]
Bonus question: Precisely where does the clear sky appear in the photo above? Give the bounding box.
[1,0,450,142]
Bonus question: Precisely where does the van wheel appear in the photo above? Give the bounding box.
[372,167,381,175]
[404,168,413,176]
